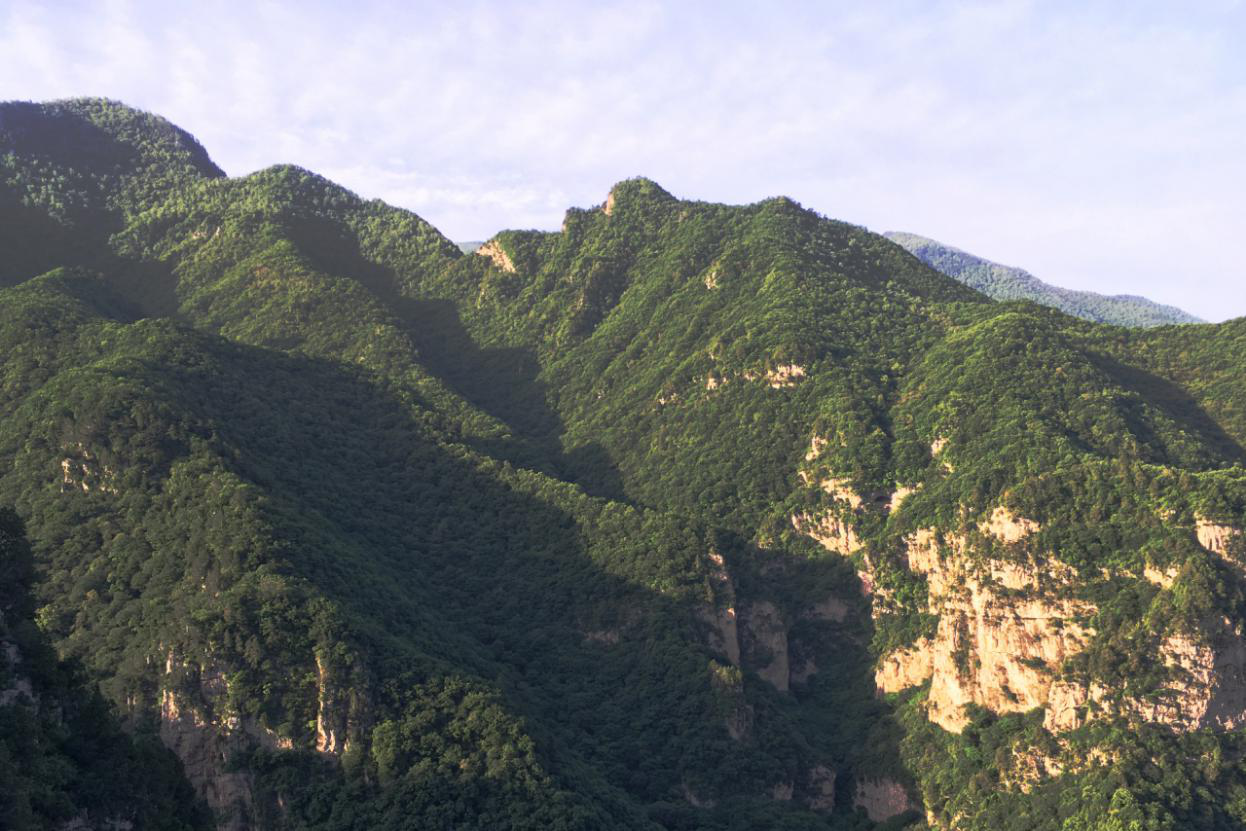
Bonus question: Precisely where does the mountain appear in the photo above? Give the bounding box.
[2,98,1246,831]
[884,231,1203,327]
[1,507,210,829]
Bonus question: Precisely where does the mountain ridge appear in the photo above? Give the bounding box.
[884,230,1203,327]
[2,98,1246,831]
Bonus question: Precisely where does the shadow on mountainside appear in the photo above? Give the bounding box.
[282,215,630,502]
[0,313,898,826]
[1089,351,1246,466]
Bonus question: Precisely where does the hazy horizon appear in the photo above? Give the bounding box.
[2,0,1242,321]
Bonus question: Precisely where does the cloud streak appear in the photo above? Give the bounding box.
[1,0,1242,320]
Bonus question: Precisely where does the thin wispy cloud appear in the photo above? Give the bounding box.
[1,0,1242,320]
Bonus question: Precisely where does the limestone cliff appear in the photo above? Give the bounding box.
[157,649,363,830]
[854,778,916,822]
[885,525,1095,732]
[474,239,516,273]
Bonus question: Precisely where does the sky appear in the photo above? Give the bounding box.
[2,0,1243,321]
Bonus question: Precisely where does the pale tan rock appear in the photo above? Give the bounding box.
[1044,625,1246,734]
[981,506,1040,544]
[766,364,806,388]
[1002,746,1065,793]
[474,240,516,273]
[1196,516,1243,561]
[887,484,917,512]
[892,535,1094,733]
[1143,564,1180,589]
[1043,679,1089,732]
[875,638,934,693]
[854,778,913,822]
[820,477,863,509]
[791,510,861,556]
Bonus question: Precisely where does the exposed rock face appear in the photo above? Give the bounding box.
[980,506,1040,544]
[1143,564,1180,588]
[158,650,353,829]
[766,364,806,388]
[885,527,1094,733]
[59,443,116,494]
[701,550,741,667]
[1197,516,1243,562]
[790,510,860,556]
[741,600,789,693]
[315,654,348,754]
[1000,747,1065,793]
[681,782,715,808]
[806,765,836,812]
[806,595,848,623]
[854,778,914,822]
[875,638,934,693]
[159,659,258,831]
[1045,624,1246,733]
[888,484,917,512]
[818,477,864,509]
[475,239,516,273]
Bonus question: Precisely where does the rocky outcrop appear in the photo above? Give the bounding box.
[791,509,861,556]
[475,240,516,273]
[159,659,259,831]
[766,364,806,388]
[700,551,741,667]
[157,649,360,830]
[59,443,116,494]
[854,777,914,822]
[1197,516,1243,563]
[875,638,934,693]
[315,654,349,754]
[741,601,789,692]
[709,660,753,741]
[980,506,1040,544]
[1045,623,1246,733]
[883,526,1094,733]
[806,765,836,812]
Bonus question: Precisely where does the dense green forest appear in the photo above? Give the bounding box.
[2,98,1245,830]
[885,232,1202,328]
[1,507,210,829]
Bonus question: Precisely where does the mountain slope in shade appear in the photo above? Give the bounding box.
[4,98,1246,831]
[885,230,1202,327]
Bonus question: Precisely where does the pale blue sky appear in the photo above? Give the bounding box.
[2,1,1243,320]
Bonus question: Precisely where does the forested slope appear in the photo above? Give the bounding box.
[2,98,1246,831]
[885,231,1202,327]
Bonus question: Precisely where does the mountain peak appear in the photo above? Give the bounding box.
[0,97,224,180]
[602,176,675,215]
